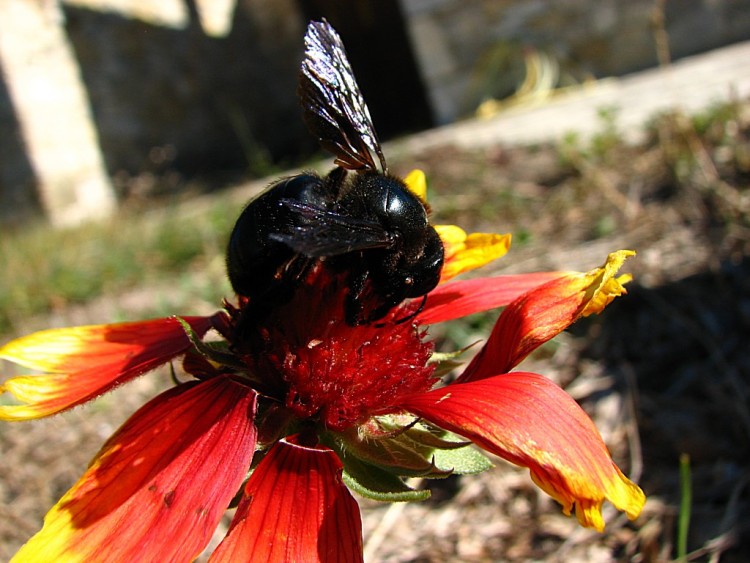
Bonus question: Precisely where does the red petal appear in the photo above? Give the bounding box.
[460,252,632,381]
[12,376,257,562]
[210,438,363,563]
[418,272,563,325]
[400,373,645,531]
[1,315,214,419]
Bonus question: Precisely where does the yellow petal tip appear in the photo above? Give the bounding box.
[581,250,636,317]
[571,466,646,532]
[435,225,512,281]
[403,169,428,200]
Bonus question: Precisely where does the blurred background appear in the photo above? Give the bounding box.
[2,0,749,226]
[1,0,750,561]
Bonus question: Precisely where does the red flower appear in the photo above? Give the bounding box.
[1,172,644,561]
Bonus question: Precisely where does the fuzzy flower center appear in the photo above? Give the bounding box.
[236,265,436,431]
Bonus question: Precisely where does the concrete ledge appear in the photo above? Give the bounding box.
[400,40,750,152]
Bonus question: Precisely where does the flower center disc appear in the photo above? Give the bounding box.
[236,265,436,431]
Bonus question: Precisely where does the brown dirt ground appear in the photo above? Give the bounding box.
[2,101,749,562]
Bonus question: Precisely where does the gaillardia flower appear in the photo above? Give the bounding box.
[1,170,645,562]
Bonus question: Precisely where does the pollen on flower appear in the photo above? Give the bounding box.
[232,264,437,431]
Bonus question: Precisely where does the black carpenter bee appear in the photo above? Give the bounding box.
[226,20,444,326]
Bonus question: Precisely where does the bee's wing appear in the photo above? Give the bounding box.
[270,199,393,257]
[299,20,387,173]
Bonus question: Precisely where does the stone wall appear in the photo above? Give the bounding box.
[0,0,307,225]
[1,0,750,225]
[62,0,307,183]
[402,0,750,124]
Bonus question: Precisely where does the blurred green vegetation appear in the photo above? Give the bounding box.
[0,197,239,335]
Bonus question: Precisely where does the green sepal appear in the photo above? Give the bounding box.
[175,316,245,370]
[431,445,494,475]
[337,426,452,479]
[429,342,479,365]
[340,455,431,502]
[429,342,479,378]
[430,359,464,380]
[399,424,493,475]
[401,425,471,450]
